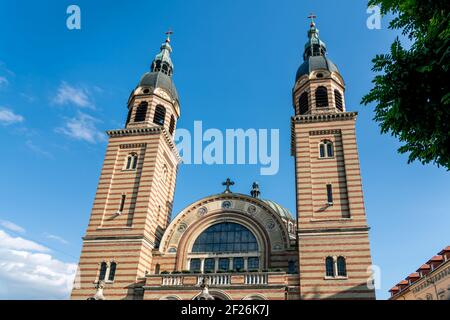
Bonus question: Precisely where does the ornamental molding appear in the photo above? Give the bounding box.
[309,129,341,136]
[292,111,357,124]
[158,193,292,254]
[107,126,181,163]
[119,143,147,149]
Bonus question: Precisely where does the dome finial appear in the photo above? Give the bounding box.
[150,30,174,76]
[303,14,327,60]
[308,13,316,27]
[165,29,173,43]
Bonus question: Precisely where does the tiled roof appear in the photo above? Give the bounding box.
[389,245,449,297]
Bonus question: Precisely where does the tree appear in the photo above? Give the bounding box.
[362,0,450,169]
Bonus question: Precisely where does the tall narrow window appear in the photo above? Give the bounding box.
[99,262,108,281]
[134,101,148,122]
[169,115,175,135]
[218,258,229,271]
[118,194,126,213]
[334,90,343,111]
[190,259,201,272]
[298,91,309,114]
[248,257,259,270]
[204,258,215,272]
[125,154,138,170]
[337,256,347,277]
[319,140,334,158]
[233,257,244,271]
[325,257,334,277]
[315,86,329,108]
[327,184,333,204]
[131,154,138,169]
[108,262,117,281]
[153,105,166,126]
[319,144,325,158]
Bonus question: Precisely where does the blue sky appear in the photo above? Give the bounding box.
[0,0,448,300]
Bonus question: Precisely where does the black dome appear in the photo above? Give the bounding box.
[138,71,179,102]
[296,55,339,81]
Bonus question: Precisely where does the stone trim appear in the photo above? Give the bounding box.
[119,143,147,149]
[292,111,357,124]
[107,126,181,163]
[309,129,341,136]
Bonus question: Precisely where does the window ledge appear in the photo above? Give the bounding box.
[324,276,348,280]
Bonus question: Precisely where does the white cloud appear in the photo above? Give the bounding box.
[53,82,93,108]
[0,229,77,299]
[0,220,26,234]
[44,233,68,245]
[0,107,24,125]
[55,112,106,144]
[0,230,49,252]
[0,76,8,87]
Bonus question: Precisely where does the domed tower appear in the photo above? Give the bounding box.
[125,32,180,135]
[71,33,181,300]
[292,18,375,300]
[293,18,346,115]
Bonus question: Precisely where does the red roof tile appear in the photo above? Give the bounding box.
[427,255,444,263]
[398,280,409,286]
[407,272,421,279]
[438,246,450,254]
[417,263,431,271]
[389,286,400,292]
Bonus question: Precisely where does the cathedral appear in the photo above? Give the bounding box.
[71,19,376,300]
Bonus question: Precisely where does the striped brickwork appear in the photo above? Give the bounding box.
[292,111,375,300]
[71,123,180,299]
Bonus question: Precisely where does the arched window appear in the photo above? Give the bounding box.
[169,115,176,135]
[325,256,334,277]
[98,262,107,281]
[161,165,168,183]
[153,105,166,126]
[134,101,148,122]
[337,256,347,277]
[154,264,160,274]
[334,90,343,111]
[298,91,309,114]
[108,262,117,281]
[125,107,132,126]
[319,140,334,158]
[125,153,138,170]
[192,222,258,253]
[315,86,329,108]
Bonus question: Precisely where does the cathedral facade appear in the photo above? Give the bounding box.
[71,21,376,300]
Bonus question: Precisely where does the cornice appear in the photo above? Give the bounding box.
[292,111,357,124]
[106,126,181,163]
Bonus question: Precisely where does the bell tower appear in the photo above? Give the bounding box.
[292,18,375,299]
[71,33,181,300]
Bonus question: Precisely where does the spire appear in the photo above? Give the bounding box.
[303,14,327,60]
[150,30,174,76]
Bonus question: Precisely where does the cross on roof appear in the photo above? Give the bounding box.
[222,178,235,193]
[308,13,317,27]
[165,29,173,42]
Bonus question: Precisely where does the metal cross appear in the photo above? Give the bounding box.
[222,178,235,193]
[165,29,173,41]
[308,13,317,26]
